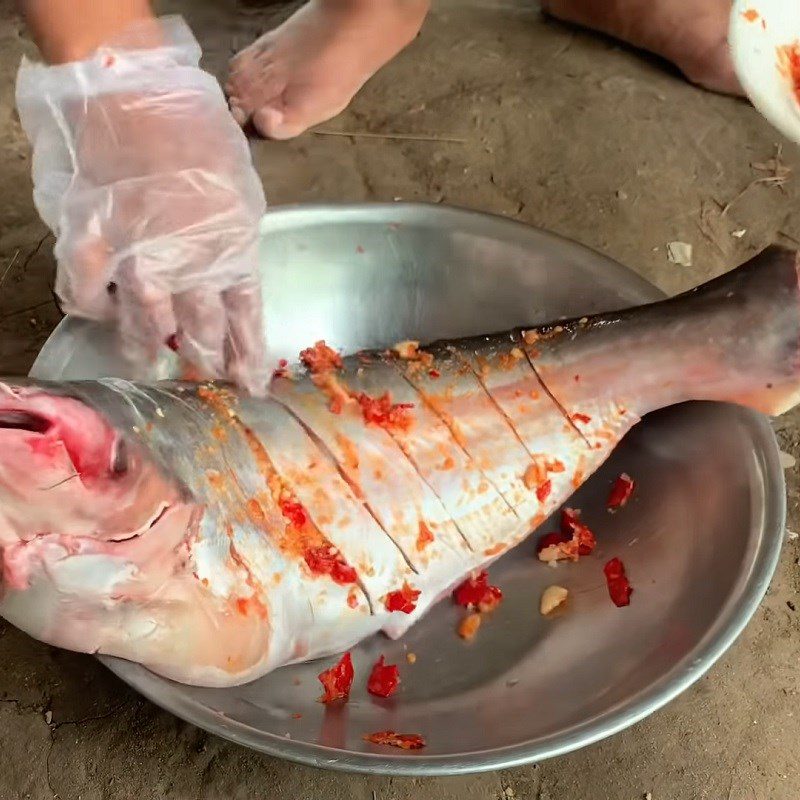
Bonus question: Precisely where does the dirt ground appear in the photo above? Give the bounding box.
[2,0,800,798]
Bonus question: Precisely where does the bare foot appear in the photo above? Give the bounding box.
[541,0,742,96]
[226,0,430,140]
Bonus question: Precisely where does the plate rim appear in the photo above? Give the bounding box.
[32,202,786,775]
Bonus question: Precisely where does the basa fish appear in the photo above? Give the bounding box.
[0,245,798,687]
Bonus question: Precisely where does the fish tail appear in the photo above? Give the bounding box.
[522,246,800,418]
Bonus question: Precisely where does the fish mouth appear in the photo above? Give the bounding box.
[0,409,52,435]
[0,389,129,480]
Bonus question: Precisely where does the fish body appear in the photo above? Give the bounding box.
[0,246,798,687]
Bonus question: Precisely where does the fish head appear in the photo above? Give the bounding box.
[0,380,271,686]
[0,380,186,553]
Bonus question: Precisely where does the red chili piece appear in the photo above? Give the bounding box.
[535,479,552,503]
[367,656,401,698]
[607,473,635,512]
[355,392,414,432]
[572,413,591,424]
[561,508,596,556]
[363,731,426,750]
[304,545,358,585]
[576,526,596,556]
[452,571,503,612]
[559,507,581,534]
[165,333,179,352]
[279,498,308,529]
[536,531,570,554]
[538,508,596,559]
[603,557,633,607]
[300,341,343,374]
[318,652,354,703]
[384,582,421,614]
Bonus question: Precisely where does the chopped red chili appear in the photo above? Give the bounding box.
[367,655,401,698]
[559,507,580,535]
[571,413,591,425]
[304,545,358,585]
[607,473,635,512]
[538,508,595,560]
[603,557,633,607]
[384,582,421,613]
[300,340,343,374]
[318,652,354,703]
[536,479,552,503]
[355,392,414,433]
[452,571,503,612]
[536,531,570,554]
[165,333,179,352]
[428,369,441,379]
[279,498,308,529]
[363,731,426,750]
[576,525,596,556]
[561,507,596,556]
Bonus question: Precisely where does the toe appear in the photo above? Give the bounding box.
[225,61,288,123]
[252,91,351,140]
[229,42,263,74]
[252,106,297,140]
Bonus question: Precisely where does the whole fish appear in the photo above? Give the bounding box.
[0,246,797,688]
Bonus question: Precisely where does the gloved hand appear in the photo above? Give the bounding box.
[16,16,269,394]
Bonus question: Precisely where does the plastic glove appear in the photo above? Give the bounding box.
[15,16,269,394]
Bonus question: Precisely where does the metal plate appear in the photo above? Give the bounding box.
[30,203,785,775]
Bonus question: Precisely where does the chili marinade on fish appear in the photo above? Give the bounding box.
[0,246,797,687]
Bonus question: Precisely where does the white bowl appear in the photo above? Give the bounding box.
[730,0,800,144]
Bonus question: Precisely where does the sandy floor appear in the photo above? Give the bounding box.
[2,0,800,797]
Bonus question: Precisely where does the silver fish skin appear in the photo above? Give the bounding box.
[0,245,797,687]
